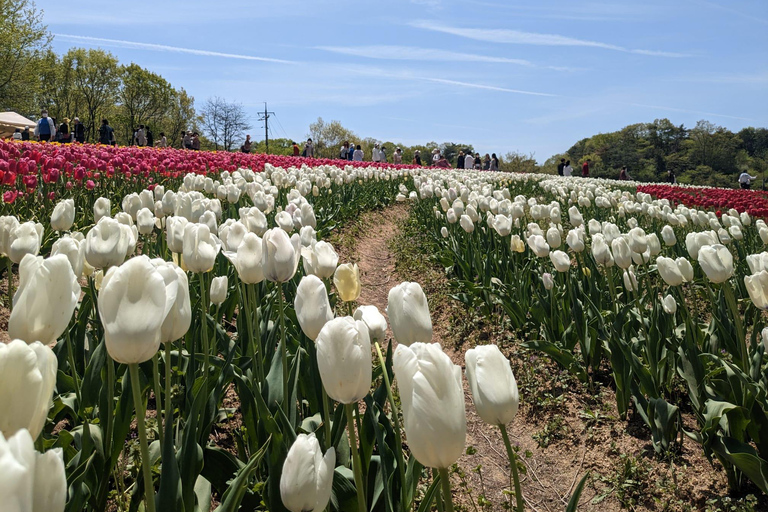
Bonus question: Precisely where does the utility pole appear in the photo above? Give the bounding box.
[258,102,275,153]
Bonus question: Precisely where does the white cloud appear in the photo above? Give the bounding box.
[417,77,558,97]
[409,20,690,57]
[53,34,295,64]
[315,45,534,66]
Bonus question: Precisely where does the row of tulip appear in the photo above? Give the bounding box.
[404,172,768,495]
[637,183,768,219]
[0,161,591,512]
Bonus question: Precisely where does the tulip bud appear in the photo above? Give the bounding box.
[295,275,334,340]
[8,254,80,345]
[387,282,432,346]
[459,214,474,233]
[591,234,614,267]
[228,232,265,284]
[611,237,632,269]
[151,259,192,343]
[623,269,638,292]
[8,221,43,264]
[565,229,584,252]
[136,208,155,236]
[676,257,694,282]
[94,197,111,223]
[98,255,168,364]
[628,227,648,254]
[85,217,129,269]
[549,251,570,272]
[394,342,466,469]
[698,244,734,284]
[0,429,67,512]
[492,215,512,237]
[762,327,768,351]
[546,227,561,248]
[334,263,361,302]
[280,433,335,512]
[661,225,676,246]
[51,235,85,278]
[656,256,685,287]
[745,270,768,310]
[0,215,20,258]
[441,226,449,238]
[50,199,75,232]
[527,234,550,258]
[0,340,57,438]
[275,211,294,233]
[662,294,677,315]
[182,223,221,274]
[465,344,519,426]
[210,275,228,306]
[647,233,661,256]
[166,216,188,254]
[302,241,339,280]
[354,305,388,343]
[510,234,525,253]
[316,317,372,403]
[542,272,554,290]
[262,228,301,283]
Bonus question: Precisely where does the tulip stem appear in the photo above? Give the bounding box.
[345,403,366,512]
[66,330,81,404]
[438,467,455,512]
[200,273,210,384]
[6,259,13,311]
[321,387,333,451]
[152,354,163,449]
[499,424,525,512]
[249,284,264,385]
[129,363,157,512]
[374,341,407,502]
[164,342,173,449]
[278,285,289,411]
[723,281,748,369]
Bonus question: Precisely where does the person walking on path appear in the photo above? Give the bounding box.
[464,152,475,170]
[241,135,252,153]
[582,159,591,177]
[619,166,631,181]
[563,160,573,177]
[490,153,499,171]
[352,144,364,161]
[99,119,114,145]
[739,171,758,189]
[34,110,56,142]
[73,118,85,143]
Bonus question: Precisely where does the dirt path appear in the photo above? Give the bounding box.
[337,204,743,512]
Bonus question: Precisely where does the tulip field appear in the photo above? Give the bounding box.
[1,139,768,512]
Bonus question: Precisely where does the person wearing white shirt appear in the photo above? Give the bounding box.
[372,144,381,162]
[353,144,364,161]
[739,172,758,189]
[563,161,573,177]
[464,153,475,170]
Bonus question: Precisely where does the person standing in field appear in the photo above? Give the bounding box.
[380,146,387,163]
[563,160,573,177]
[73,118,85,143]
[557,158,566,176]
[582,159,591,177]
[619,166,631,181]
[156,132,167,147]
[22,126,30,141]
[303,138,314,157]
[353,144,364,161]
[191,132,201,150]
[667,169,676,184]
[456,151,465,169]
[394,148,403,164]
[135,125,147,146]
[436,153,450,168]
[413,150,422,165]
[34,110,56,142]
[490,153,499,171]
[739,171,758,189]
[293,141,300,156]
[11,128,22,140]
[58,118,71,143]
[464,151,474,170]
[339,142,349,160]
[483,154,491,170]
[372,143,381,163]
[146,126,154,147]
[99,119,114,145]
[241,134,252,153]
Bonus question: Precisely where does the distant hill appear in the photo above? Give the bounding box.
[543,119,768,188]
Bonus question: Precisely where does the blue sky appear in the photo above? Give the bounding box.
[41,0,767,162]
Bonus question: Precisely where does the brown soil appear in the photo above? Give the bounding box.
[336,204,759,512]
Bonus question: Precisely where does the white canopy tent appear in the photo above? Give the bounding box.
[0,111,35,139]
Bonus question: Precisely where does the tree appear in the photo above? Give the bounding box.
[308,117,358,158]
[499,152,538,173]
[200,96,250,151]
[63,48,120,142]
[162,87,197,148]
[116,63,174,144]
[0,0,51,115]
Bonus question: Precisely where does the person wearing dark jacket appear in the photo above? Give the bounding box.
[146,127,154,147]
[73,118,85,143]
[557,158,565,176]
[99,119,114,145]
[457,151,465,169]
